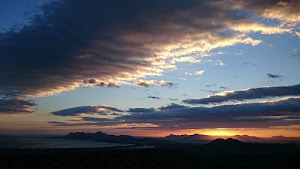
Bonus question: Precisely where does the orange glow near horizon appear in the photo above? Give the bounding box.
[204,130,233,136]
[121,127,300,138]
[1,125,299,138]
[1,126,299,138]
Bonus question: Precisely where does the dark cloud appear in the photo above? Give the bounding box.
[220,86,227,89]
[51,105,122,116]
[0,89,36,114]
[147,96,161,99]
[267,73,282,79]
[0,0,219,99]
[163,82,174,87]
[48,121,98,126]
[48,121,68,125]
[96,82,120,88]
[1,0,299,114]
[169,98,179,101]
[159,103,186,111]
[200,89,221,94]
[81,117,113,122]
[127,108,155,113]
[83,79,120,88]
[83,79,97,84]
[120,98,300,129]
[0,98,36,114]
[110,113,122,116]
[49,117,122,127]
[184,84,300,105]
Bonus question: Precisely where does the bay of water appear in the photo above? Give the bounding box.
[0,135,132,149]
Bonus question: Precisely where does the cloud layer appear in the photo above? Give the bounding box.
[0,98,36,115]
[183,84,300,105]
[50,98,300,129]
[267,73,282,79]
[1,0,300,114]
[133,80,173,87]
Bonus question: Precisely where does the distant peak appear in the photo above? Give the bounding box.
[95,131,106,135]
[208,138,243,145]
[271,135,285,138]
[226,138,236,141]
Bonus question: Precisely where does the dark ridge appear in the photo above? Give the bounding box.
[208,138,244,145]
[64,131,173,145]
[165,133,300,144]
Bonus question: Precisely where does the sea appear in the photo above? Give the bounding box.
[0,135,132,149]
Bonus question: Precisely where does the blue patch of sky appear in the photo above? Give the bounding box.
[0,0,52,32]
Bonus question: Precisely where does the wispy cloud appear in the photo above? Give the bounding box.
[215,60,224,66]
[133,80,173,87]
[295,32,300,38]
[185,72,193,76]
[267,73,282,79]
[292,48,299,56]
[147,96,161,99]
[194,70,205,75]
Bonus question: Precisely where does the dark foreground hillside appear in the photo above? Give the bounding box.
[174,142,300,169]
[0,142,299,169]
[0,148,196,169]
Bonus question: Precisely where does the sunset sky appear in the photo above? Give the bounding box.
[0,0,300,137]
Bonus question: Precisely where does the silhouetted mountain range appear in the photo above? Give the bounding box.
[65,131,136,143]
[164,134,300,144]
[63,131,300,146]
[64,131,173,145]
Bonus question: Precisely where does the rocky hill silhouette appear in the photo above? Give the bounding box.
[64,131,173,145]
[208,138,244,145]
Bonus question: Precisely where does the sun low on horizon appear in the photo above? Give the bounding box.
[0,0,300,139]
